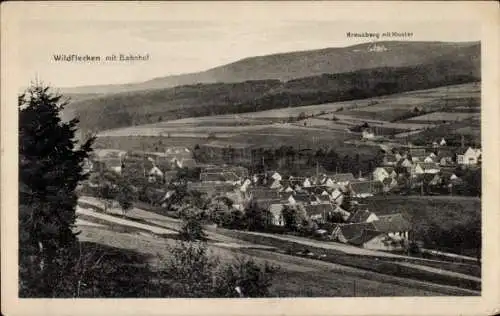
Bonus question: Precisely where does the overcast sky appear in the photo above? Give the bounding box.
[15,6,480,88]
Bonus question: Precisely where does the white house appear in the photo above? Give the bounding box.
[149,165,164,178]
[271,172,282,182]
[269,204,285,226]
[303,178,312,188]
[457,147,481,165]
[413,162,440,175]
[239,179,252,192]
[330,188,344,205]
[324,178,337,188]
[362,130,375,139]
[270,179,282,190]
[372,167,397,183]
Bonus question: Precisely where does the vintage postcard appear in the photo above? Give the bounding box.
[2,1,499,316]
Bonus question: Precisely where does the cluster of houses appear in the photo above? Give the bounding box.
[82,140,482,252]
[374,145,481,191]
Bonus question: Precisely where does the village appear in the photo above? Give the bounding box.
[81,131,482,255]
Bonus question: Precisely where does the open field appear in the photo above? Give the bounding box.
[77,224,459,297]
[407,117,480,146]
[76,199,479,296]
[96,82,478,136]
[405,112,480,122]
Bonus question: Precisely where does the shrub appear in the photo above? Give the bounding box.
[159,241,279,298]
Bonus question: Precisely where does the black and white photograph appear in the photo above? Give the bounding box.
[2,2,499,316]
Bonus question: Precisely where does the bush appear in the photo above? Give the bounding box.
[179,211,207,241]
[159,241,279,298]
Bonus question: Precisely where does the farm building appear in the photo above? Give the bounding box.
[332,213,411,251]
[457,147,481,166]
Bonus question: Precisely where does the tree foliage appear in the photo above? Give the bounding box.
[159,242,279,297]
[19,83,95,296]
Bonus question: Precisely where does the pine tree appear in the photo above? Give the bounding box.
[19,83,94,296]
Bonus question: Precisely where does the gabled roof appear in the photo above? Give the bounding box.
[416,162,440,170]
[382,177,397,186]
[339,222,377,240]
[408,148,427,156]
[305,203,334,217]
[292,193,312,203]
[331,173,355,182]
[348,209,378,223]
[249,188,281,200]
[383,154,399,163]
[316,195,331,202]
[372,213,411,233]
[348,229,385,246]
[349,181,383,195]
[179,158,197,168]
[200,173,228,182]
[255,198,284,210]
[202,167,225,173]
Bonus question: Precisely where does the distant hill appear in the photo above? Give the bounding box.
[66,46,480,134]
[59,41,480,95]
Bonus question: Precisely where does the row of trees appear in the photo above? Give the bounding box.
[194,144,384,177]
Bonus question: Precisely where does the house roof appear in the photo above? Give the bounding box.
[339,222,377,240]
[187,182,235,195]
[305,203,334,217]
[349,181,383,195]
[269,203,285,216]
[292,193,312,203]
[202,167,225,173]
[200,173,227,182]
[372,213,411,233]
[179,158,197,168]
[384,154,399,163]
[348,209,377,223]
[316,195,331,202]
[416,162,440,170]
[332,205,349,215]
[255,199,284,211]
[348,229,385,246]
[249,188,281,200]
[331,173,355,182]
[408,148,427,156]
